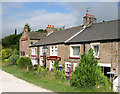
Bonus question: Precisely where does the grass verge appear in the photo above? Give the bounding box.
[2,64,112,92]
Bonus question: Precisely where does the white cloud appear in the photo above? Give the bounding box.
[2,2,119,38]
[2,9,79,37]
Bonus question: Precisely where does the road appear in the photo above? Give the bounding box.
[0,70,52,92]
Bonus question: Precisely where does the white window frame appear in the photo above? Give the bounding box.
[65,62,71,72]
[40,47,44,55]
[50,61,55,70]
[73,63,78,71]
[70,45,80,57]
[31,48,36,55]
[50,46,58,56]
[91,43,100,58]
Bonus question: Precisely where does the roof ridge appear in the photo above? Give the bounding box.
[93,19,119,25]
[64,25,82,30]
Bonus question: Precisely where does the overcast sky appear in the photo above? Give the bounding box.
[1,0,120,38]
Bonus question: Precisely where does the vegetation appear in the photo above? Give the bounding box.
[17,57,33,72]
[1,48,13,63]
[7,49,19,65]
[2,64,111,92]
[2,33,22,50]
[71,48,110,90]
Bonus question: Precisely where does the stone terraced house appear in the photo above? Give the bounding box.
[20,14,120,79]
[30,14,120,79]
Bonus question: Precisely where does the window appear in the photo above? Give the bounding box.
[40,47,44,55]
[50,46,57,56]
[65,62,71,72]
[73,63,78,71]
[91,43,100,57]
[50,61,55,70]
[93,45,99,56]
[31,48,36,55]
[70,45,80,57]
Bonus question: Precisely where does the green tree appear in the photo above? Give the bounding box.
[2,33,22,50]
[17,57,33,72]
[54,59,59,70]
[7,49,19,65]
[71,48,109,89]
[1,48,13,63]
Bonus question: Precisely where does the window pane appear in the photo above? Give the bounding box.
[94,45,99,56]
[73,47,80,56]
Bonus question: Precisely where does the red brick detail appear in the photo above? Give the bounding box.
[69,57,80,59]
[95,57,100,60]
[40,55,44,57]
[31,55,36,57]
[21,37,28,41]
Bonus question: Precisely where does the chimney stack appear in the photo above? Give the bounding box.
[46,24,56,34]
[24,23,28,32]
[83,14,97,26]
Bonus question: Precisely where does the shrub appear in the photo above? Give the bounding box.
[54,69,66,82]
[1,48,13,63]
[7,49,19,65]
[54,59,59,70]
[71,48,109,90]
[17,57,33,71]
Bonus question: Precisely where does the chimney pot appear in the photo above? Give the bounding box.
[50,25,51,27]
[48,25,49,27]
[52,25,54,28]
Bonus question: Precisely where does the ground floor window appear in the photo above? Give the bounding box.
[65,62,71,72]
[73,63,78,71]
[40,57,44,66]
[31,59,37,66]
[50,61,54,70]
[101,66,111,78]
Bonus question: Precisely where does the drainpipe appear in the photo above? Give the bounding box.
[83,43,86,53]
[37,47,40,65]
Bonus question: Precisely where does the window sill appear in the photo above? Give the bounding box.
[69,57,80,59]
[31,55,36,57]
[95,56,100,60]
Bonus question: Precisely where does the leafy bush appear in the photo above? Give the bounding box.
[54,69,66,82]
[35,66,50,77]
[7,49,19,65]
[71,48,109,90]
[17,57,33,71]
[1,48,13,63]
[54,59,59,70]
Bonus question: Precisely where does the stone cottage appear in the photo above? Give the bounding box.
[30,14,120,79]
[19,23,56,65]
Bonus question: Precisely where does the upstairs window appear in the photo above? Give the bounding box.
[70,45,80,57]
[93,45,99,57]
[31,48,36,55]
[91,43,99,57]
[50,46,57,56]
[40,47,44,55]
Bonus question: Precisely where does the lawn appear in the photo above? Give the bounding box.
[2,64,113,93]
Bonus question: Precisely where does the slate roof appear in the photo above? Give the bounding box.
[67,19,120,43]
[26,32,47,40]
[32,26,83,46]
